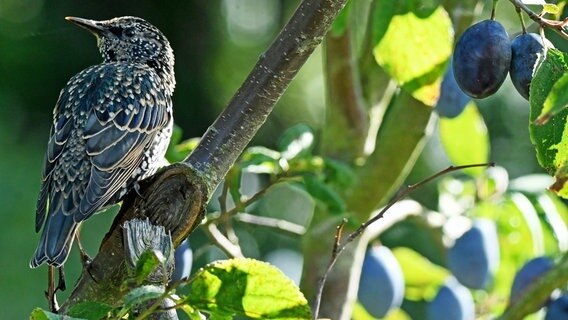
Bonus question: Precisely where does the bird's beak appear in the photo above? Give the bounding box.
[65,17,106,36]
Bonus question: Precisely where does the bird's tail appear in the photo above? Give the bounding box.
[30,210,78,268]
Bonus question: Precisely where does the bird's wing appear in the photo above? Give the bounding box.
[35,63,172,231]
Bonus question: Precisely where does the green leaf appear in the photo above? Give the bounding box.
[177,304,206,320]
[353,302,411,320]
[166,136,200,163]
[392,247,449,301]
[534,193,568,252]
[324,158,356,188]
[278,124,315,160]
[439,102,489,176]
[134,249,165,285]
[185,258,312,319]
[303,174,346,214]
[543,3,560,14]
[240,146,282,175]
[536,72,568,124]
[529,49,568,197]
[256,182,315,229]
[225,166,243,207]
[30,308,84,320]
[122,285,165,311]
[372,3,453,106]
[68,302,114,319]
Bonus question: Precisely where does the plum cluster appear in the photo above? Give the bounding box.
[353,217,568,319]
[427,219,499,320]
[437,19,551,118]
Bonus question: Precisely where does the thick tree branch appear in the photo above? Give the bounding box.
[185,0,348,196]
[57,0,348,313]
[347,91,436,216]
[321,28,369,160]
[59,164,207,312]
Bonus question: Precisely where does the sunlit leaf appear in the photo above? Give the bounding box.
[373,3,453,106]
[439,102,489,177]
[535,72,568,124]
[240,146,282,175]
[392,247,449,301]
[184,258,312,319]
[278,124,315,160]
[529,49,568,197]
[543,3,560,14]
[535,193,568,252]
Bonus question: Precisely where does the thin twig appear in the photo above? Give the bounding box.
[509,0,568,40]
[218,177,240,245]
[515,5,526,33]
[203,223,244,258]
[234,213,306,235]
[311,162,494,319]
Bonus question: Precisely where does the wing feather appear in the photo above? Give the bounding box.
[35,62,171,232]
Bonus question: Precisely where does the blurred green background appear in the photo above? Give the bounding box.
[0,0,556,318]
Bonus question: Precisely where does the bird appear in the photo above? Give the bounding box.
[31,16,176,269]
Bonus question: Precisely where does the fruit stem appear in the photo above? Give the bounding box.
[491,0,499,20]
[515,6,527,33]
[508,0,568,40]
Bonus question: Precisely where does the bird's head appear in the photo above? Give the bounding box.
[66,16,175,79]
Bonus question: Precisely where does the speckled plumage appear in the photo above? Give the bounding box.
[31,16,175,268]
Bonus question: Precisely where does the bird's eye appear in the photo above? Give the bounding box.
[124,28,135,38]
[108,26,122,37]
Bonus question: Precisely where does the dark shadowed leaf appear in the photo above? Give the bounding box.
[68,301,114,319]
[123,285,165,311]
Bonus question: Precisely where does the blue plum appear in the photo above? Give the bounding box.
[510,33,552,100]
[436,59,471,118]
[546,295,568,320]
[358,245,405,318]
[427,277,475,320]
[510,256,554,306]
[171,239,193,282]
[447,219,500,289]
[453,20,511,98]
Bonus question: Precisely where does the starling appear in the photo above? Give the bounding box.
[31,16,175,268]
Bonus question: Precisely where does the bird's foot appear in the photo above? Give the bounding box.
[46,266,60,313]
